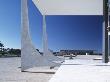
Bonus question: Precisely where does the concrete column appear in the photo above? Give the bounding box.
[103,0,109,63]
[43,15,48,55]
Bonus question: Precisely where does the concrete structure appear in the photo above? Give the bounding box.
[42,15,64,62]
[21,0,59,71]
[32,0,109,63]
[32,0,103,15]
[103,0,109,63]
[21,0,109,72]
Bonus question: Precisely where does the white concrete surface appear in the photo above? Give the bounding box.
[49,56,110,82]
[21,0,60,71]
[0,57,55,82]
[32,0,103,15]
[42,15,64,63]
[1,55,110,82]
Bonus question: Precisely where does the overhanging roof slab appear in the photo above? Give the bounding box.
[32,0,103,15]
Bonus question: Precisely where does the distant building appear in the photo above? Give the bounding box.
[53,52,59,56]
[57,50,94,56]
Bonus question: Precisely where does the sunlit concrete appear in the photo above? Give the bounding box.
[0,57,54,82]
[49,55,110,82]
[21,0,59,71]
[42,15,64,63]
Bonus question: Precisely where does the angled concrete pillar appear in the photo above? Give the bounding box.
[21,0,58,71]
[42,15,64,62]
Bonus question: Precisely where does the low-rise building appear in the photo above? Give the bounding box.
[57,50,94,56]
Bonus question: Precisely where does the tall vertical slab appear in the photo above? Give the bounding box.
[21,0,58,71]
[43,15,48,55]
[43,15,64,62]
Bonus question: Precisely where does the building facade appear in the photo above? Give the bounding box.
[57,50,94,56]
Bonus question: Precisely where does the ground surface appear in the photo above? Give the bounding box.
[49,55,110,82]
[1,55,110,82]
[0,57,54,82]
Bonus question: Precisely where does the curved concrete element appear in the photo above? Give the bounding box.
[21,0,59,71]
[42,15,64,62]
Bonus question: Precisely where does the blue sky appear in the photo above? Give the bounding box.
[0,0,103,53]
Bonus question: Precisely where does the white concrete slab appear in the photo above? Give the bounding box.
[49,59,110,82]
[32,0,103,15]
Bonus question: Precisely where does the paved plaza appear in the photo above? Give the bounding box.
[49,56,110,82]
[0,56,110,82]
[0,57,54,82]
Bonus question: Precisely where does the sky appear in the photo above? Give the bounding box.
[0,0,103,53]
